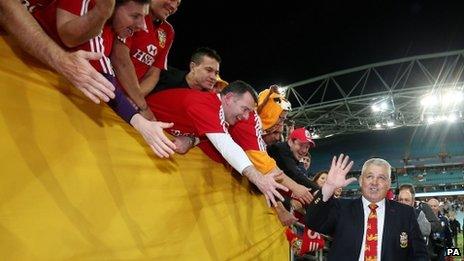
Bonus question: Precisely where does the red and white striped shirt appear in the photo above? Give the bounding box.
[33,0,115,75]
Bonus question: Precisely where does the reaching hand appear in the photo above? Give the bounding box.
[322,154,355,201]
[173,136,194,154]
[291,183,313,205]
[290,199,304,212]
[275,202,298,226]
[244,167,289,207]
[139,107,155,121]
[130,114,177,158]
[57,50,115,104]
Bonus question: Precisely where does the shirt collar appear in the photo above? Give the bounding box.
[361,196,386,209]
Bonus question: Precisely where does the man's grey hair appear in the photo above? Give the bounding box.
[361,158,391,179]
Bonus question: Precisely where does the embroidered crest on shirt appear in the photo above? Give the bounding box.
[158,29,167,48]
[400,232,408,248]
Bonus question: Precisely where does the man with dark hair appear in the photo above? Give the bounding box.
[190,47,222,64]
[398,184,431,237]
[399,184,441,231]
[147,80,289,207]
[229,86,316,220]
[154,47,226,93]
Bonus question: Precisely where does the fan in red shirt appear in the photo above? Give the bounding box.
[29,0,178,158]
[228,86,316,220]
[147,80,289,207]
[111,0,180,120]
[0,0,115,105]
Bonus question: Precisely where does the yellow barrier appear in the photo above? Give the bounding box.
[0,36,287,260]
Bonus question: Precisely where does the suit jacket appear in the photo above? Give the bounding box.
[305,192,428,261]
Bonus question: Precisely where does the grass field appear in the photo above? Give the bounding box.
[457,232,463,260]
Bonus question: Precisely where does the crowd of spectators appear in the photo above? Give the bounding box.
[1,1,462,260]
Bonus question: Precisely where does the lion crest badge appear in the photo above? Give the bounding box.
[157,29,167,48]
[400,232,408,248]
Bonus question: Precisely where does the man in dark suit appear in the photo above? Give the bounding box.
[305,155,428,261]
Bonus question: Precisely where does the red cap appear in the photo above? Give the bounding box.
[289,128,316,148]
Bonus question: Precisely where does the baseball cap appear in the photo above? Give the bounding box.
[289,128,316,148]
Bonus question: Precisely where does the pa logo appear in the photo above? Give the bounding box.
[445,248,461,256]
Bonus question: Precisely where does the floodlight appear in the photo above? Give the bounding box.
[421,94,438,107]
[371,104,380,112]
[447,114,457,122]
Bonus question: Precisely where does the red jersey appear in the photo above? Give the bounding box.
[123,15,174,80]
[147,89,227,137]
[33,0,115,75]
[229,111,267,152]
[229,111,277,174]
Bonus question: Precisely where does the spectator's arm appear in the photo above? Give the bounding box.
[274,201,298,226]
[56,0,114,48]
[206,133,288,207]
[129,114,176,158]
[267,144,318,190]
[140,66,161,97]
[111,39,153,119]
[305,190,338,235]
[0,0,115,104]
[278,171,313,204]
[206,133,253,174]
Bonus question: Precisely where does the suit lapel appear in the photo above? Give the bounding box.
[381,200,394,259]
[352,198,365,258]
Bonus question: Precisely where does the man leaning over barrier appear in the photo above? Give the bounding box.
[147,80,289,207]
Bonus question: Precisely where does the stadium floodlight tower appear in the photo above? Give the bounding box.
[285,49,464,139]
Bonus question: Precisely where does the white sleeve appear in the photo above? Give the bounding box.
[206,133,252,174]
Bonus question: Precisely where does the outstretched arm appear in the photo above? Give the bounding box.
[111,39,154,119]
[0,0,115,103]
[206,133,289,207]
[56,0,114,48]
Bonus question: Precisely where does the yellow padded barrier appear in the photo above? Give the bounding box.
[0,36,287,260]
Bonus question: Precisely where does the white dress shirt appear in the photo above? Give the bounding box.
[358,197,386,261]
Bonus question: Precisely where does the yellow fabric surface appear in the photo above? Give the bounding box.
[0,36,287,260]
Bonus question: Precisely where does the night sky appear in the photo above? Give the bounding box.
[167,0,464,92]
